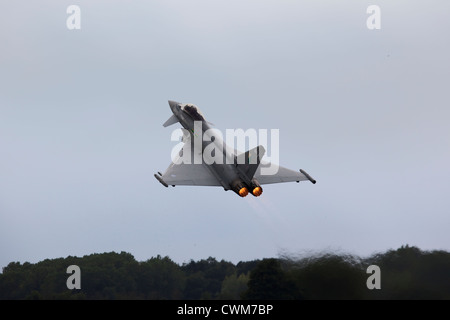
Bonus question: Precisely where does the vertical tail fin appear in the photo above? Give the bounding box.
[236,145,266,180]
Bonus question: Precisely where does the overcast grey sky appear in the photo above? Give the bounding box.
[1,0,450,270]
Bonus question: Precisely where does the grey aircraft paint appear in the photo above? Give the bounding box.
[155,100,316,197]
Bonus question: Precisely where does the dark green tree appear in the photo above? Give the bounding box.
[218,272,249,299]
[365,245,450,299]
[289,254,366,300]
[242,259,301,300]
[137,255,184,299]
[181,257,235,299]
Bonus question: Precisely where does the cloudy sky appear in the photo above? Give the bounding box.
[1,0,450,270]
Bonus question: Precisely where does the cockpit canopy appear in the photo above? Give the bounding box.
[181,103,205,121]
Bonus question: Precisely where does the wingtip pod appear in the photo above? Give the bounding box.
[154,174,169,187]
[300,169,316,184]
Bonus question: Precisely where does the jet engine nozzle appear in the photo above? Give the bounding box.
[231,179,250,197]
[250,178,263,197]
[239,187,249,197]
[252,187,263,197]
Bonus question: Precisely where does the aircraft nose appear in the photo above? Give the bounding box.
[168,100,181,113]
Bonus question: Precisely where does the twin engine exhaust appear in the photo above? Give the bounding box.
[231,178,263,198]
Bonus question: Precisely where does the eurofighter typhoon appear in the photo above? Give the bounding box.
[155,101,316,197]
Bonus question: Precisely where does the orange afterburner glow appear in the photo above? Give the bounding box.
[239,187,249,197]
[252,187,263,197]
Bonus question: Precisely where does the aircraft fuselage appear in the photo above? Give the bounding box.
[168,101,259,197]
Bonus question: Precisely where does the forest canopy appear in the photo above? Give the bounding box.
[1,246,449,300]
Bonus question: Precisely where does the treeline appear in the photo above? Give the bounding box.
[0,245,449,299]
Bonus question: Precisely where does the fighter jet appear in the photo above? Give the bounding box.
[154,100,316,197]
